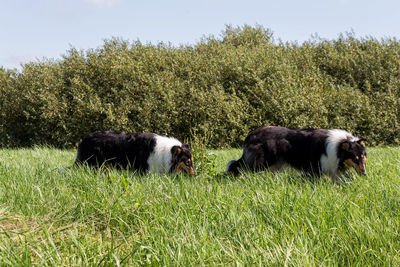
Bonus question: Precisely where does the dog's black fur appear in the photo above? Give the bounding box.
[75,131,196,175]
[226,126,367,180]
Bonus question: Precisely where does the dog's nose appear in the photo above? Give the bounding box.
[190,167,197,175]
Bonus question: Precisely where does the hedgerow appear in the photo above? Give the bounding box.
[1,25,399,148]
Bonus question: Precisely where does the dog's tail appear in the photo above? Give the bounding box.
[225,158,244,175]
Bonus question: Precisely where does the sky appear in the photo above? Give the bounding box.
[1,0,399,70]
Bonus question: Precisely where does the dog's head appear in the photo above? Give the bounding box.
[338,139,367,175]
[170,144,196,175]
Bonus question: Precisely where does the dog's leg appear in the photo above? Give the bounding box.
[267,161,283,173]
[330,173,343,184]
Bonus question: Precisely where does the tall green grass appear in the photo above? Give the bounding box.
[0,147,399,265]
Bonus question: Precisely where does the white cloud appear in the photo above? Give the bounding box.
[83,0,123,8]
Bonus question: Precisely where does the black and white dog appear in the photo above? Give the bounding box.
[226,126,367,181]
[75,131,196,175]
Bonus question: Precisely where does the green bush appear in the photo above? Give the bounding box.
[1,25,399,148]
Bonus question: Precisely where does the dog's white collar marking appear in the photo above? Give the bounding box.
[147,135,182,173]
[320,129,358,177]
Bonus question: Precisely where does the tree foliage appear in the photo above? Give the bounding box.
[1,25,399,147]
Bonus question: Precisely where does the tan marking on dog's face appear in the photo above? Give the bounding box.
[175,162,185,173]
[344,158,365,175]
[361,154,366,163]
[359,140,366,147]
[175,161,196,175]
[360,154,367,172]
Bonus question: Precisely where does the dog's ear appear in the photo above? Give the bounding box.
[182,143,190,150]
[358,138,366,148]
[340,141,351,151]
[171,146,182,157]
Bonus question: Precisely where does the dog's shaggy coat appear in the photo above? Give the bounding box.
[226,126,367,181]
[75,131,196,175]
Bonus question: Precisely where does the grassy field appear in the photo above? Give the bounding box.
[0,146,399,266]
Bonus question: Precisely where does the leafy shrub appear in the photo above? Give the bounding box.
[1,25,399,148]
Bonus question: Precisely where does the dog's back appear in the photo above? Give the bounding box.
[75,131,156,171]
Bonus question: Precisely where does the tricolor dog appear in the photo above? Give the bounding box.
[75,131,196,175]
[226,126,367,181]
